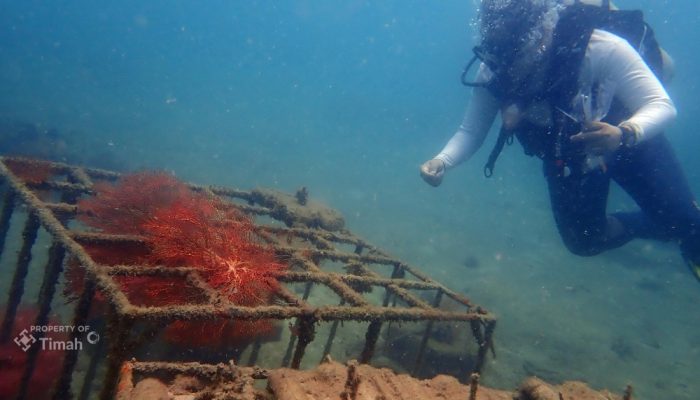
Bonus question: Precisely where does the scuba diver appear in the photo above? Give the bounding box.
[420,0,700,280]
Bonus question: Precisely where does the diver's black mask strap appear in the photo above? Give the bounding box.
[461,46,502,88]
[461,53,484,87]
[462,45,501,87]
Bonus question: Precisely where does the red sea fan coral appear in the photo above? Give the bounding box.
[75,172,286,347]
[78,172,190,235]
[143,196,285,305]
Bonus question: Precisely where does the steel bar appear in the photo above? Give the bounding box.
[52,277,96,400]
[0,189,16,259]
[0,213,39,342]
[17,242,66,400]
[359,320,383,364]
[413,289,444,376]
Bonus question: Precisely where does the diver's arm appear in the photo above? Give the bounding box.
[599,32,676,142]
[434,85,499,168]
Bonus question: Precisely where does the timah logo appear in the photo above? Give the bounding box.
[14,329,37,352]
[13,324,100,352]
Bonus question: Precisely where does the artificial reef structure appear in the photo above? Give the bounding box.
[0,156,500,400]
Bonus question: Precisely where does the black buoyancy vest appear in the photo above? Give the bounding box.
[483,3,664,177]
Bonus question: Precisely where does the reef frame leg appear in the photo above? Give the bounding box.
[98,311,135,400]
[0,212,40,342]
[281,325,298,367]
[17,242,65,400]
[412,289,443,375]
[0,189,16,260]
[340,360,360,400]
[282,282,314,367]
[78,321,107,400]
[52,277,96,399]
[385,263,405,308]
[247,337,263,366]
[469,372,480,400]
[382,263,405,337]
[290,316,316,369]
[623,384,633,400]
[473,320,496,373]
[320,298,346,362]
[359,320,382,364]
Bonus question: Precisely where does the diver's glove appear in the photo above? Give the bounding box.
[569,121,623,156]
[420,158,446,187]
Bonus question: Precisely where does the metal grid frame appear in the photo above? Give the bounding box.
[0,156,496,400]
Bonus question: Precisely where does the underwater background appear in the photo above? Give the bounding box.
[0,0,698,398]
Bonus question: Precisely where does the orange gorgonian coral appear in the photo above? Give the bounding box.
[78,172,189,235]
[76,172,286,347]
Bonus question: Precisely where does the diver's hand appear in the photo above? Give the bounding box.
[420,159,446,187]
[570,121,622,156]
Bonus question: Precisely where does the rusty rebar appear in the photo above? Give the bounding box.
[623,384,633,400]
[474,320,497,373]
[359,320,382,364]
[124,359,268,380]
[68,166,94,187]
[341,360,360,400]
[44,202,77,217]
[321,298,346,362]
[281,324,298,368]
[99,311,135,400]
[290,316,316,369]
[387,263,405,308]
[247,337,263,366]
[413,289,444,376]
[122,302,490,324]
[52,277,96,400]
[0,188,16,259]
[16,242,66,400]
[1,156,119,182]
[37,242,66,311]
[27,179,91,196]
[0,212,39,343]
[469,372,480,400]
[78,320,107,400]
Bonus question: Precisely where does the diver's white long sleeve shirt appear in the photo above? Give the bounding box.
[435,29,677,168]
